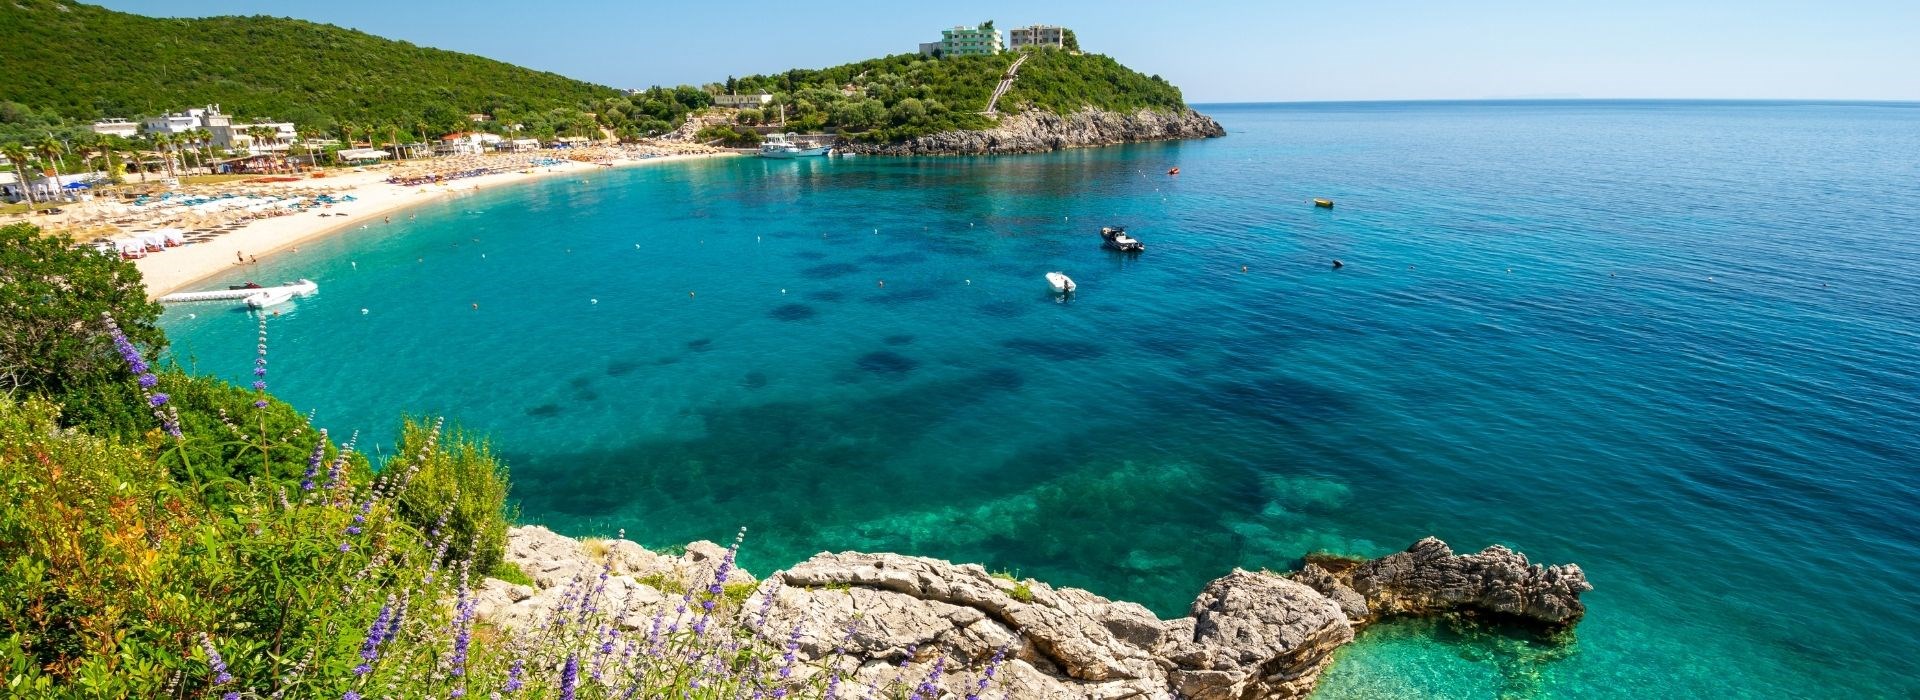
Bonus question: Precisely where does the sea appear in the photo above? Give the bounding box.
[161,101,1920,698]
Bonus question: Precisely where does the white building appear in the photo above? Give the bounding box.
[1009,24,1069,50]
[214,122,299,155]
[713,93,774,109]
[90,119,140,137]
[143,104,232,134]
[435,132,503,155]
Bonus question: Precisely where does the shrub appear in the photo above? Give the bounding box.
[0,223,163,398]
[391,417,514,574]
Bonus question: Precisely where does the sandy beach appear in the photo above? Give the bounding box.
[129,152,733,297]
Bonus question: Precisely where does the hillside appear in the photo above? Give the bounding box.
[722,49,1199,143]
[0,0,619,129]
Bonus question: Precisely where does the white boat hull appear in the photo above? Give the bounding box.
[1046,272,1076,293]
[759,145,832,159]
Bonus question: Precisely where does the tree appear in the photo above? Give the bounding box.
[0,223,165,398]
[32,135,63,194]
[1,144,35,210]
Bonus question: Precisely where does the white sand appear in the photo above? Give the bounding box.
[134,153,732,297]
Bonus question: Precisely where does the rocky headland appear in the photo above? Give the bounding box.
[477,527,1589,699]
[836,108,1227,156]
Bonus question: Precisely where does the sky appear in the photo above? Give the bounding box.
[92,0,1920,103]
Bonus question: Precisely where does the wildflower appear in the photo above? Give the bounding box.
[102,313,182,437]
[343,692,361,700]
[910,656,945,700]
[199,633,233,685]
[501,659,524,693]
[252,316,269,409]
[778,625,802,679]
[966,644,1009,700]
[354,597,395,675]
[138,373,158,388]
[339,542,352,552]
[149,393,169,407]
[224,693,240,700]
[559,655,579,700]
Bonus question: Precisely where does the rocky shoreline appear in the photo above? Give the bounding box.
[835,107,1228,156]
[477,527,1589,699]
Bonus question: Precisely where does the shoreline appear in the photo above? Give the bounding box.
[134,152,737,297]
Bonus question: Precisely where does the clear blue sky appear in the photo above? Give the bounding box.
[93,0,1920,102]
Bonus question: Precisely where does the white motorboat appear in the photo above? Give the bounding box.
[758,133,832,158]
[1100,226,1145,252]
[1046,272,1076,293]
[161,278,318,304]
[245,288,298,308]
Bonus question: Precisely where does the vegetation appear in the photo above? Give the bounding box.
[695,124,764,147]
[0,223,163,398]
[721,48,1188,141]
[0,223,1008,698]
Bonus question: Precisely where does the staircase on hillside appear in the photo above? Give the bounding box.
[984,53,1030,115]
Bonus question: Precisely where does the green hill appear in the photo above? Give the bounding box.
[0,0,619,130]
[724,49,1192,141]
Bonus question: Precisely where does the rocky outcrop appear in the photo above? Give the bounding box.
[1290,537,1592,629]
[837,107,1226,156]
[478,527,1586,699]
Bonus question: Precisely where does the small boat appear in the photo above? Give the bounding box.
[1100,226,1145,252]
[227,282,266,290]
[1046,272,1076,294]
[245,288,297,308]
[1314,198,1335,209]
[758,133,832,159]
[1167,167,1180,176]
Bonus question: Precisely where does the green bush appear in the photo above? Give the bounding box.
[0,223,163,398]
[390,418,513,574]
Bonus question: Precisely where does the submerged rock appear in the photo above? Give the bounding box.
[478,527,1587,699]
[838,107,1226,156]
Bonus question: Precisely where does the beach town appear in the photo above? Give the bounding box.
[1,102,733,296]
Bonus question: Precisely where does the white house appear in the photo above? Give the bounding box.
[91,119,140,137]
[435,132,503,155]
[713,93,774,109]
[143,104,232,134]
[214,121,299,155]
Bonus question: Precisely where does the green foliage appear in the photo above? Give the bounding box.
[637,571,689,595]
[1010,581,1035,603]
[0,0,618,129]
[488,560,534,587]
[0,223,163,398]
[724,50,1185,141]
[390,418,513,574]
[695,124,763,147]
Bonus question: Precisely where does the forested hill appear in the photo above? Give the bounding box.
[726,49,1193,141]
[0,0,619,127]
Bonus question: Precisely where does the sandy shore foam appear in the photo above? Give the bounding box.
[135,153,732,297]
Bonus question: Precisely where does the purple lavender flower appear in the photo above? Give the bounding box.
[910,656,946,700]
[223,693,239,700]
[252,317,269,409]
[101,313,181,437]
[502,659,524,693]
[343,692,361,700]
[199,633,233,685]
[559,655,579,700]
[778,625,802,679]
[966,644,1009,700]
[301,434,326,491]
[149,393,169,407]
[339,542,351,552]
[138,373,158,388]
[353,598,395,675]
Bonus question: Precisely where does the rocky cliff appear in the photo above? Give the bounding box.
[477,527,1588,699]
[836,108,1227,156]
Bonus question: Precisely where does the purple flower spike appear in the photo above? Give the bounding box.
[138,373,158,388]
[149,393,169,407]
[199,633,233,685]
[560,655,579,700]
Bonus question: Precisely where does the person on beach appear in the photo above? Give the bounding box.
[236,251,245,264]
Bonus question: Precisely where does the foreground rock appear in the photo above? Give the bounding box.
[479,527,1587,699]
[837,107,1226,156]
[1289,537,1592,629]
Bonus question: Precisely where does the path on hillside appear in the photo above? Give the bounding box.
[985,53,1029,115]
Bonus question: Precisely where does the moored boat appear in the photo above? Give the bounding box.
[1046,271,1076,294]
[1100,226,1145,252]
[759,133,832,158]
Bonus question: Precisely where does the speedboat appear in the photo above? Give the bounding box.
[759,133,832,159]
[1046,272,1076,294]
[1100,226,1144,253]
[245,288,297,308]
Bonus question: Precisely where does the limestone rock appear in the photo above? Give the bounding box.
[1292,537,1592,628]
[837,108,1226,156]
[1161,570,1353,700]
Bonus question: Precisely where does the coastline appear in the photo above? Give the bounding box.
[133,152,737,297]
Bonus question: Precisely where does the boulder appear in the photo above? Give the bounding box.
[1291,537,1592,629]
[838,108,1226,156]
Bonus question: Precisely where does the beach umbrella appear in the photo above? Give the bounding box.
[64,181,91,189]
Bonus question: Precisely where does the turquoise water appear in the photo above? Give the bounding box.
[161,101,1920,697]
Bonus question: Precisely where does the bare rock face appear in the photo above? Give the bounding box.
[1291,537,1592,629]
[837,108,1226,156]
[478,528,1587,699]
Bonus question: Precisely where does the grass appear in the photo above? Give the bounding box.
[489,561,534,587]
[637,572,688,595]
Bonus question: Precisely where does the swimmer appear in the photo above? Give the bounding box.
[877,280,885,288]
[472,303,479,311]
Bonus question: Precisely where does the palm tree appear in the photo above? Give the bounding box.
[2,143,36,211]
[33,136,65,196]
[125,147,147,184]
[414,121,431,160]
[152,133,177,178]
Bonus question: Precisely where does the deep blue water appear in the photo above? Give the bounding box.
[162,101,1920,697]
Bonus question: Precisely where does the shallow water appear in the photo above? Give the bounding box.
[163,101,1920,697]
